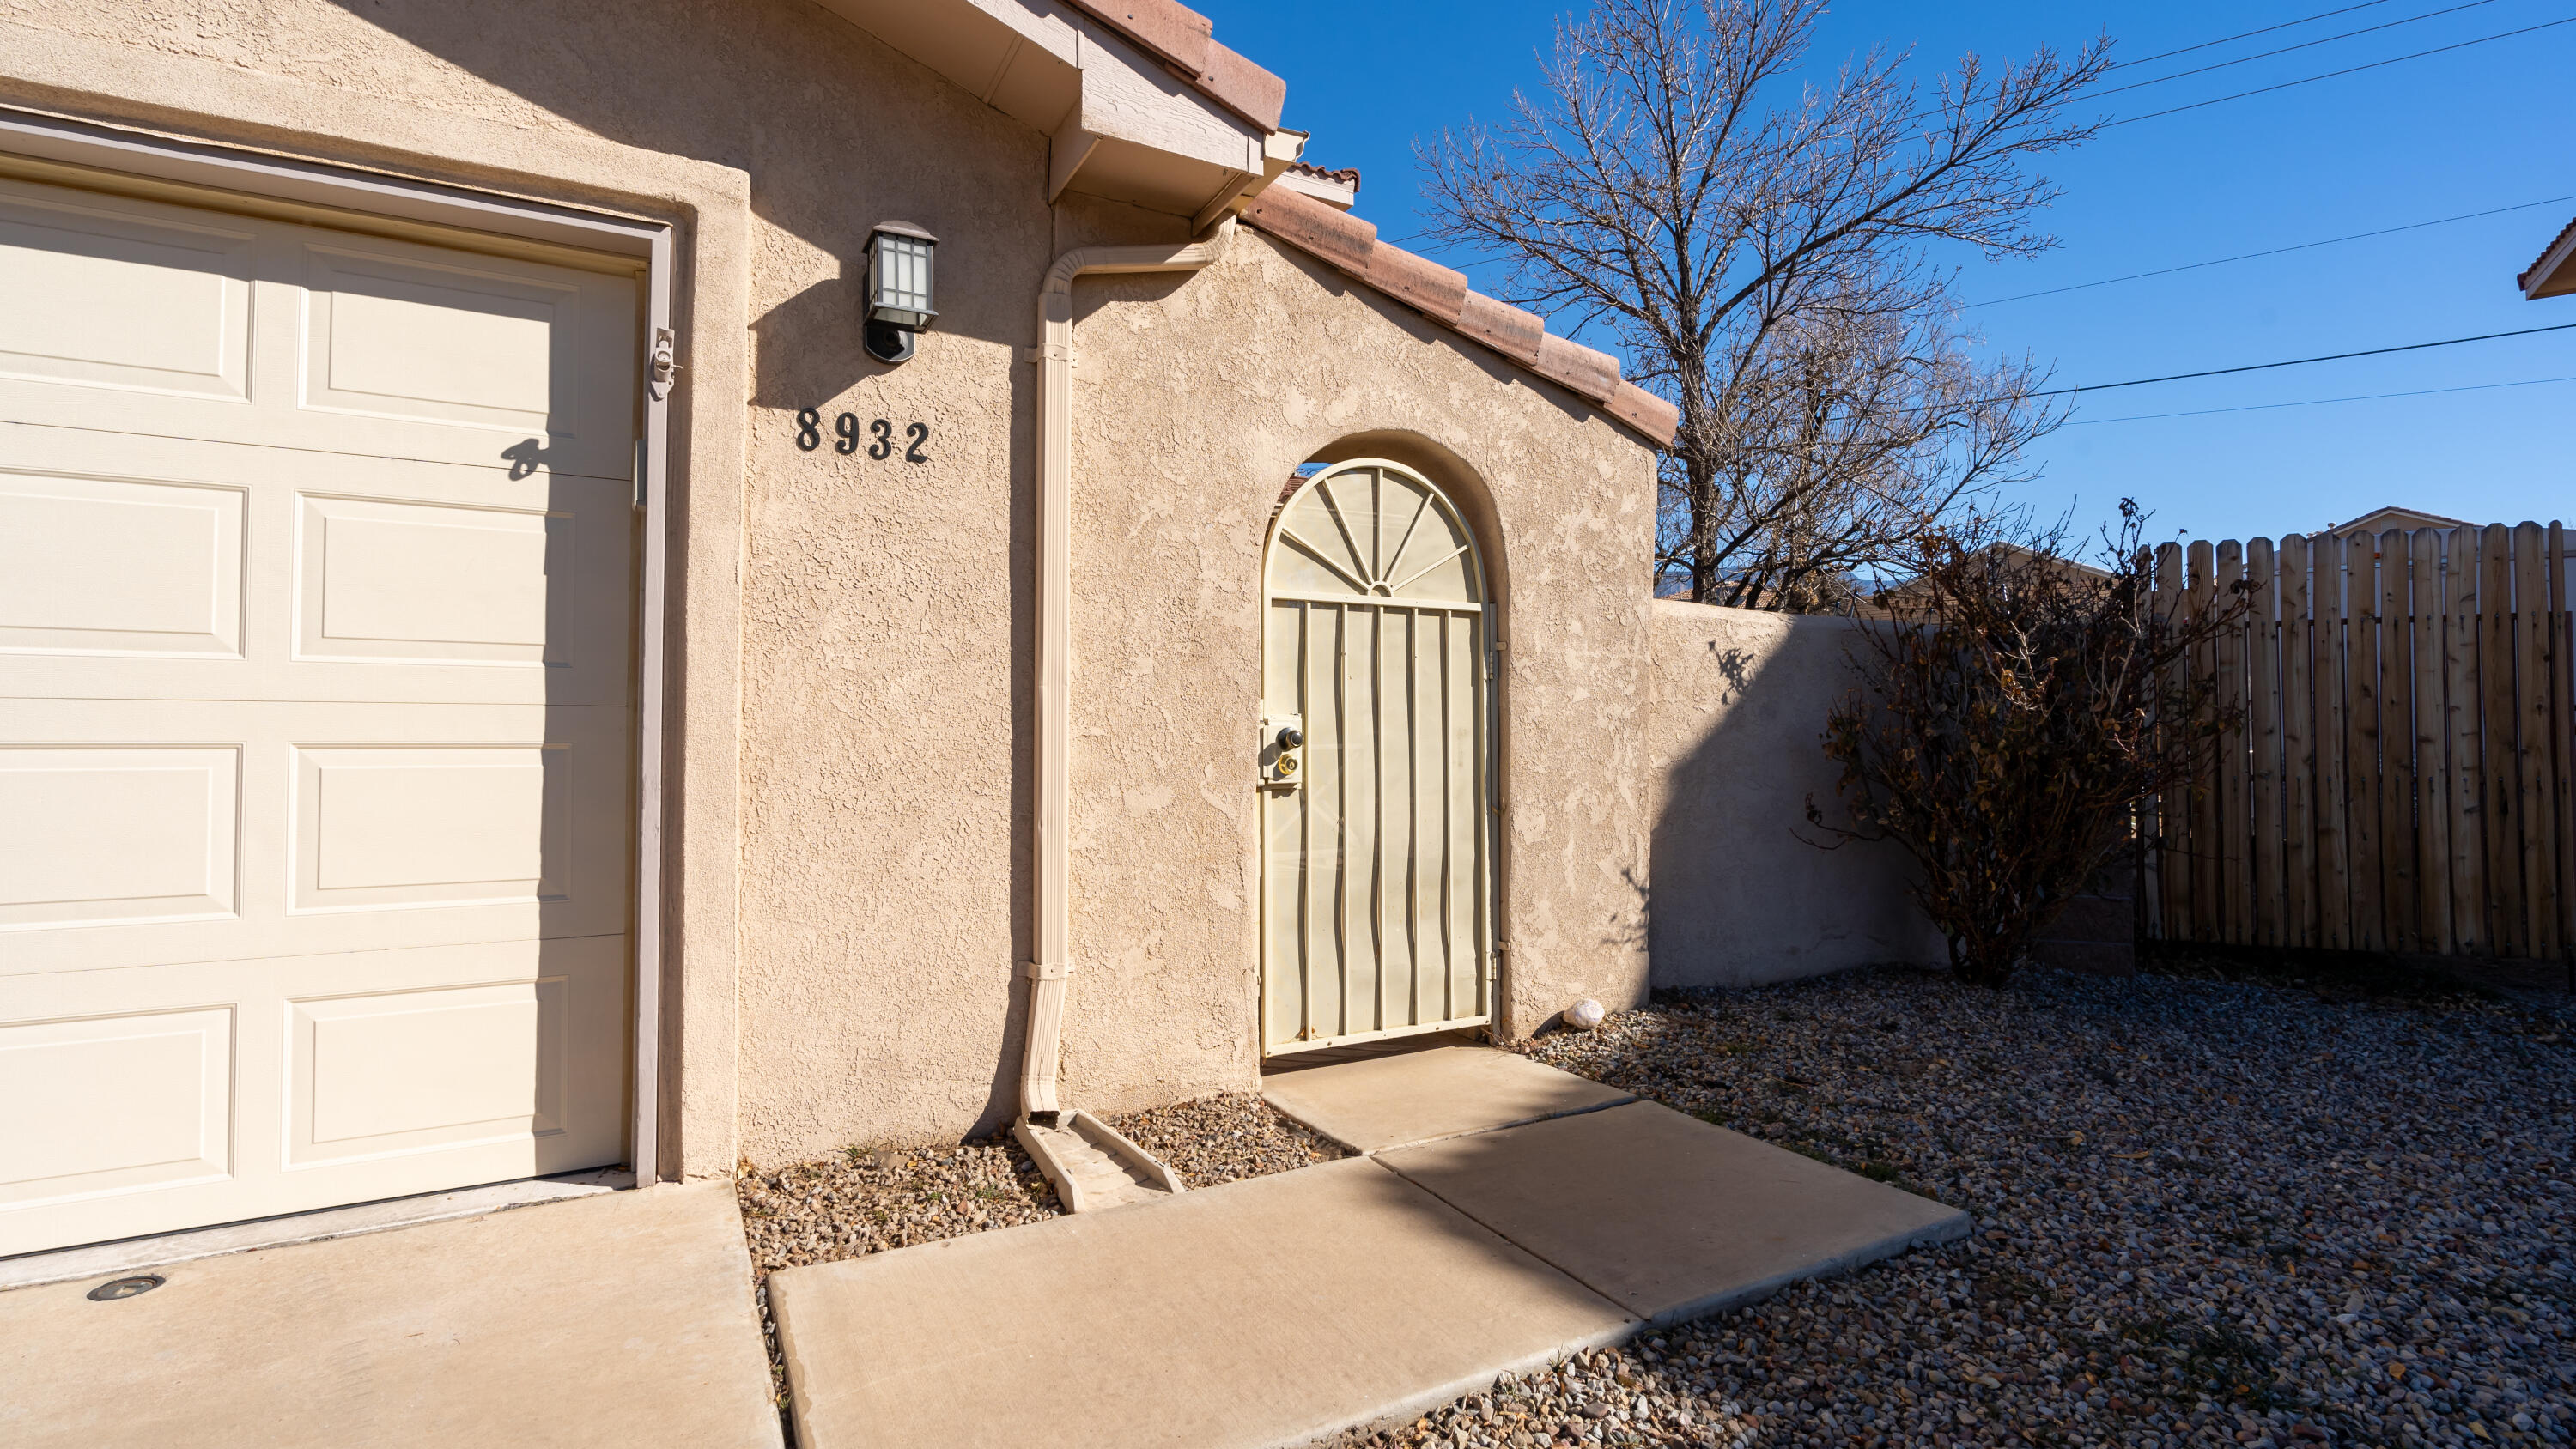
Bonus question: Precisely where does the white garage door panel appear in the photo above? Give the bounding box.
[0,175,640,482]
[0,700,626,976]
[289,977,568,1162]
[0,473,246,657]
[0,745,240,930]
[0,185,252,399]
[0,937,623,1253]
[298,494,563,664]
[0,173,637,1255]
[0,1007,233,1209]
[0,434,632,707]
[296,744,570,909]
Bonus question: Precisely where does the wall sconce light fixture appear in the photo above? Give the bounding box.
[866,221,938,363]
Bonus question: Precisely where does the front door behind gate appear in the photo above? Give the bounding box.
[1259,459,1495,1054]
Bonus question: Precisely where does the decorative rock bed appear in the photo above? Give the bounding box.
[735,1090,1337,1282]
[1332,965,2574,1448]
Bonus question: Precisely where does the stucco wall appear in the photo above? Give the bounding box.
[0,0,1665,1167]
[1060,234,1661,1114]
[1647,599,1944,986]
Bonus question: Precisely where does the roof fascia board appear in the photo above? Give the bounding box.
[813,0,1267,218]
[1070,18,1261,177]
[2522,223,2576,299]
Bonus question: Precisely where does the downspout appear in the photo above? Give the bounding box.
[1021,216,1237,1125]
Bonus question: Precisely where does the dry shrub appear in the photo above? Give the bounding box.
[1808,502,2240,984]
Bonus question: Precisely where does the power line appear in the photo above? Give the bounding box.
[2110,0,2394,70]
[2104,15,2576,128]
[1963,194,2576,308]
[2063,373,2576,424]
[2028,322,2576,400]
[2093,0,2499,99]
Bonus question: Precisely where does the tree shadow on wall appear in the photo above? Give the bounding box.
[1648,609,1943,992]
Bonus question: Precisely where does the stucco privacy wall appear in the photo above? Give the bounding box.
[0,0,1670,1169]
[1648,600,1945,986]
[1059,233,1662,1118]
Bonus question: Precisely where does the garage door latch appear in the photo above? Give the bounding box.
[647,327,679,401]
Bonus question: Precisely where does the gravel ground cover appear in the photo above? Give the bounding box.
[1334,965,2574,1449]
[735,1091,1334,1281]
[1106,1091,1343,1185]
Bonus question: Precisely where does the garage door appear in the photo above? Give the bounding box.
[0,170,641,1256]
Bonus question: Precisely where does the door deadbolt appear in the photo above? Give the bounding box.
[1261,714,1304,791]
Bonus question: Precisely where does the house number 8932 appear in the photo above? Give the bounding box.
[795,409,929,463]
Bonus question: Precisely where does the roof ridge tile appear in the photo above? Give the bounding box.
[1238,185,1676,446]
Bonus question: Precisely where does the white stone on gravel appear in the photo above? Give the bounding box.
[1331,965,2574,1449]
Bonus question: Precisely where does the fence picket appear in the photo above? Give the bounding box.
[2249,538,2285,947]
[2482,525,2524,958]
[2408,530,2453,955]
[2154,542,2186,940]
[2190,541,2221,942]
[2316,532,2352,950]
[2378,530,2417,950]
[2344,534,2387,951]
[2545,527,2566,957]
[2281,536,2317,949]
[2217,541,2250,943]
[2446,527,2487,953]
[2514,522,2559,960]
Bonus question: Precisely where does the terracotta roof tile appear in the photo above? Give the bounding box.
[1455,291,1546,367]
[1286,160,1362,191]
[1240,187,1375,272]
[1237,185,1676,447]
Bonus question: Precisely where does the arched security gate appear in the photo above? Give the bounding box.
[1259,459,1498,1054]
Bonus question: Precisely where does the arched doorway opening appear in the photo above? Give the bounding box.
[1259,458,1498,1054]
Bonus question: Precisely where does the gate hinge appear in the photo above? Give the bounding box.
[647,327,679,401]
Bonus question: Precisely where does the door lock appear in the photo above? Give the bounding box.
[1260,714,1304,791]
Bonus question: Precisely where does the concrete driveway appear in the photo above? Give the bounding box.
[0,1181,779,1449]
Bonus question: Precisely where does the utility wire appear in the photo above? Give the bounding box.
[2105,15,2576,127]
[1388,16,2570,255]
[2026,322,2576,401]
[1964,194,2576,308]
[2064,373,2576,424]
[2109,0,2394,69]
[2093,0,2498,99]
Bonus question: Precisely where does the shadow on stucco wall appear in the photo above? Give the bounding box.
[1647,599,1945,989]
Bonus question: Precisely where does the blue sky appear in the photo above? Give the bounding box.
[1193,0,2574,546]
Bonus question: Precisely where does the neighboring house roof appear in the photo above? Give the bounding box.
[2519,213,2576,300]
[2325,504,2476,535]
[1237,185,1681,447]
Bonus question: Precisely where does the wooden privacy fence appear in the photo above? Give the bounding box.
[2145,522,2575,960]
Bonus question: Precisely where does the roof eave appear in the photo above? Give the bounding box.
[1236,186,1680,450]
[2518,215,2576,300]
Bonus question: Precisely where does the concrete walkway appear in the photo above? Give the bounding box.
[0,1182,780,1449]
[770,1047,1968,1449]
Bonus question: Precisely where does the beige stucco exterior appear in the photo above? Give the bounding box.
[1646,602,1945,988]
[0,0,1923,1192]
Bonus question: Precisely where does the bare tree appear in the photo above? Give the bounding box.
[1419,0,2108,609]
